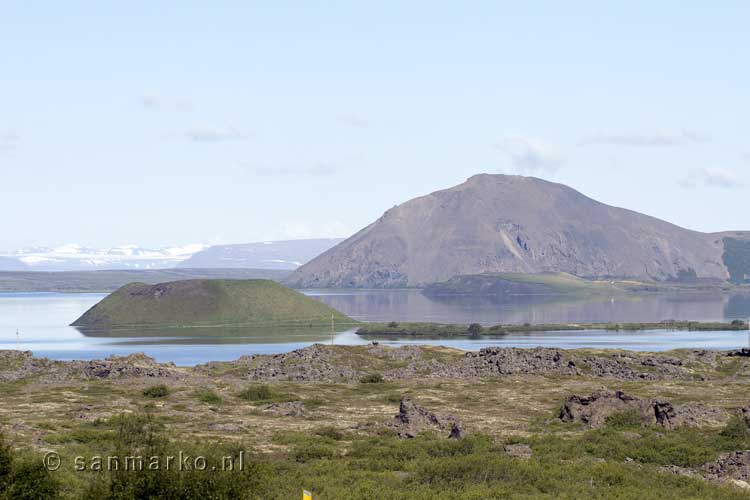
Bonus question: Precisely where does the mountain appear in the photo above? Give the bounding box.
[0,244,207,271]
[177,238,344,270]
[285,174,750,288]
[0,257,27,271]
[71,279,352,330]
[0,239,342,272]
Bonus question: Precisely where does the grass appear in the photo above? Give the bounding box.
[194,388,223,405]
[424,271,743,296]
[72,279,356,330]
[237,384,296,404]
[359,373,385,384]
[9,346,750,498]
[142,384,170,398]
[424,271,620,295]
[29,423,750,499]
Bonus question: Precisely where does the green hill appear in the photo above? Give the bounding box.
[71,279,354,330]
[423,272,622,296]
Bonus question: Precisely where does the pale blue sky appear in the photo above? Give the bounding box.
[1,1,748,249]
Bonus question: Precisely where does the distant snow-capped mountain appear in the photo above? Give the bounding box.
[0,243,208,271]
[177,238,344,270]
[0,239,345,272]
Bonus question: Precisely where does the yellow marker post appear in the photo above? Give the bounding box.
[303,490,312,500]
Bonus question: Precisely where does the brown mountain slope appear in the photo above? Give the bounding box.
[285,174,748,288]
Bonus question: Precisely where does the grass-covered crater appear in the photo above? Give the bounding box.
[71,279,355,330]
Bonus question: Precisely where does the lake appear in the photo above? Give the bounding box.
[1,290,749,365]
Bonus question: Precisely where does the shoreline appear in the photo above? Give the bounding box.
[357,320,750,337]
[4,342,750,380]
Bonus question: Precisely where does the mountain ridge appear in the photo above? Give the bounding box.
[285,174,750,288]
[177,238,343,270]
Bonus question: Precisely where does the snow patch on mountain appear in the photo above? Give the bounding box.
[0,243,210,271]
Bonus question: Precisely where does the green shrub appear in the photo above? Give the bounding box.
[195,388,223,405]
[3,460,58,500]
[0,433,11,494]
[0,434,58,500]
[45,428,111,445]
[383,392,402,404]
[721,414,750,441]
[142,384,170,398]
[605,409,644,429]
[237,384,292,403]
[314,426,347,441]
[81,412,274,500]
[291,441,336,462]
[238,384,273,401]
[360,373,384,384]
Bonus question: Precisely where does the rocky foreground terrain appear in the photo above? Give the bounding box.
[5,344,750,497]
[0,343,740,384]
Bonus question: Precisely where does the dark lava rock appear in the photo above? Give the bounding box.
[661,451,750,490]
[559,389,727,429]
[702,451,750,488]
[581,353,691,381]
[76,353,181,379]
[243,345,360,382]
[442,347,577,378]
[0,350,58,381]
[448,423,463,439]
[392,397,462,439]
[559,390,665,428]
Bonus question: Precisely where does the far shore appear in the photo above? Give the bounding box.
[357,320,750,338]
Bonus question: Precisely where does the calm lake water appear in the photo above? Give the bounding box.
[1,290,749,365]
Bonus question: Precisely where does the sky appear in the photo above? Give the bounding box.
[1,1,748,250]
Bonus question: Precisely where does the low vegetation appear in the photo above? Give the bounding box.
[9,407,750,499]
[7,345,750,498]
[357,320,749,337]
[72,279,356,330]
[142,385,170,398]
[0,432,57,500]
[194,388,223,405]
[237,384,294,404]
[359,373,385,384]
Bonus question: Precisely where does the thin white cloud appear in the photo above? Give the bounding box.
[245,163,337,177]
[680,167,742,189]
[279,219,352,240]
[0,131,19,152]
[338,114,372,128]
[141,94,192,111]
[581,129,708,147]
[702,167,741,188]
[495,135,564,173]
[0,130,21,155]
[184,126,249,143]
